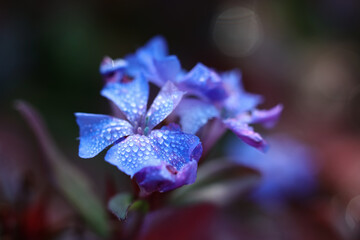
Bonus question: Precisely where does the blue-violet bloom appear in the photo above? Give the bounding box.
[75,75,202,194]
[100,37,228,103]
[98,36,282,151]
[227,134,317,206]
[177,69,283,151]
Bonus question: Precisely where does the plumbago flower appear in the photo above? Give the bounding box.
[75,74,202,194]
[100,36,282,151]
[100,36,228,103]
[176,69,283,151]
[227,135,317,206]
[99,36,179,86]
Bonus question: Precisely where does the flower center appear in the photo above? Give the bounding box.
[136,126,150,136]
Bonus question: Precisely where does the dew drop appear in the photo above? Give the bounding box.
[132,145,139,153]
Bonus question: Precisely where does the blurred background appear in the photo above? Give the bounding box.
[1,0,360,239]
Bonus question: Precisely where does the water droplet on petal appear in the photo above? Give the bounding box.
[132,145,139,153]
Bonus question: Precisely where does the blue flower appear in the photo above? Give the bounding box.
[98,36,282,151]
[75,75,202,194]
[227,135,317,206]
[100,36,181,87]
[177,63,229,102]
[99,37,228,102]
[124,36,182,87]
[177,68,283,151]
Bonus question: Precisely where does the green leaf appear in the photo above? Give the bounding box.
[129,200,149,214]
[15,100,110,237]
[170,159,261,206]
[108,193,133,220]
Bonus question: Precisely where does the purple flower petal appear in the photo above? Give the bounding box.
[176,99,219,134]
[152,55,181,86]
[223,118,268,152]
[124,36,170,85]
[250,104,283,128]
[75,113,133,158]
[146,81,184,130]
[104,134,162,177]
[221,70,263,115]
[149,127,202,170]
[227,135,316,204]
[101,74,149,126]
[224,92,263,116]
[138,35,168,59]
[179,63,228,102]
[105,126,202,193]
[134,160,198,194]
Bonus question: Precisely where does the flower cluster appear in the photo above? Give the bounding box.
[227,135,316,206]
[75,36,282,194]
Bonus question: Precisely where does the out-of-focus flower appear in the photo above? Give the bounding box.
[176,63,229,102]
[177,69,282,151]
[124,36,181,87]
[98,36,282,151]
[100,36,180,87]
[227,135,317,205]
[75,75,202,195]
[99,37,229,103]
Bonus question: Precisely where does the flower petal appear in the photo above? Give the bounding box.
[223,118,268,152]
[124,36,169,84]
[176,99,219,134]
[179,63,228,102]
[134,126,202,194]
[99,57,128,75]
[152,55,181,85]
[222,70,263,115]
[138,35,168,59]
[226,135,316,204]
[75,113,133,158]
[250,104,283,128]
[104,135,162,177]
[224,92,263,116]
[105,126,202,194]
[134,160,198,194]
[146,81,184,130]
[148,127,203,170]
[101,74,149,126]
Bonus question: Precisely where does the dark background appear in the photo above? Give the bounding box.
[1,0,360,239]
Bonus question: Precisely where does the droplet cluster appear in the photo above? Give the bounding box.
[146,82,183,130]
[105,134,161,176]
[149,129,201,170]
[76,113,133,158]
[101,75,148,125]
[103,126,201,177]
